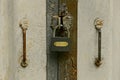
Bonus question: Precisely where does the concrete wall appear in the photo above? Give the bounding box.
[112,0,120,80]
[1,0,120,80]
[78,0,113,80]
[78,0,120,80]
[0,0,14,80]
[0,0,46,80]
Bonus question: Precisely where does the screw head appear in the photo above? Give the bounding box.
[19,17,29,30]
[94,18,103,30]
[95,58,102,67]
[21,61,28,68]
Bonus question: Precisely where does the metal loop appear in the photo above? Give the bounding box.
[52,25,70,38]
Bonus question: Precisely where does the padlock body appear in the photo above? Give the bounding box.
[51,37,71,52]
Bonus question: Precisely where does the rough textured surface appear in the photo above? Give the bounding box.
[78,0,113,80]
[0,0,46,80]
[47,0,77,80]
[112,0,120,80]
[0,0,14,80]
[1,0,120,80]
[13,0,46,80]
[46,0,58,80]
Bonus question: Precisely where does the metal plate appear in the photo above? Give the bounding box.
[51,37,71,52]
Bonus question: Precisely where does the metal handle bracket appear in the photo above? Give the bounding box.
[19,18,29,68]
[94,18,103,67]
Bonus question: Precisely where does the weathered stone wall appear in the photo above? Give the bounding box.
[0,0,46,80]
[1,0,120,80]
[78,0,113,80]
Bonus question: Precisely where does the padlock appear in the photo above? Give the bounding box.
[50,23,71,52]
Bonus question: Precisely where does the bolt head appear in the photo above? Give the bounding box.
[19,17,29,30]
[21,61,28,68]
[94,18,103,30]
[95,58,102,67]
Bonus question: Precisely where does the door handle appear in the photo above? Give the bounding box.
[94,18,103,67]
[19,18,29,68]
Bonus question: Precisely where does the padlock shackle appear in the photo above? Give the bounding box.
[53,25,70,38]
[52,15,71,38]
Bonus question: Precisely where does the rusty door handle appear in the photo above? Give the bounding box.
[94,18,103,67]
[21,28,27,68]
[19,18,29,68]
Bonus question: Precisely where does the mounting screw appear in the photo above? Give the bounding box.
[95,58,102,67]
[19,17,29,30]
[94,18,103,30]
[21,60,28,68]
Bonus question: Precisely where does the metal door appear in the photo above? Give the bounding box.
[47,0,77,80]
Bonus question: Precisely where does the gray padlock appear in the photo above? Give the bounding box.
[50,23,71,52]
